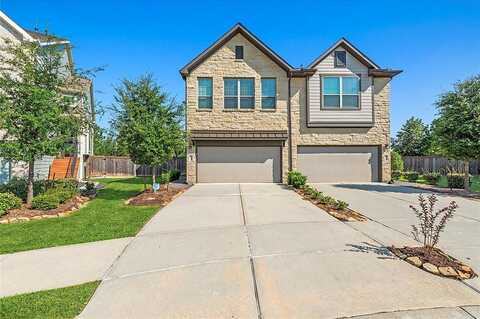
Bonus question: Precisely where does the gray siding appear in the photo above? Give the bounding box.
[308,46,374,127]
[33,156,55,180]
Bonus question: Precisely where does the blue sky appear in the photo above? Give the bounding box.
[3,0,480,135]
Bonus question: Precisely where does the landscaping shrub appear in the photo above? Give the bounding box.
[392,170,403,180]
[405,171,420,182]
[169,170,181,181]
[0,178,79,202]
[334,200,349,211]
[0,192,22,216]
[446,174,465,189]
[158,171,171,184]
[288,171,307,189]
[391,150,404,172]
[0,177,44,201]
[317,194,337,207]
[45,188,76,204]
[410,194,458,250]
[423,172,440,185]
[48,179,79,192]
[31,194,60,210]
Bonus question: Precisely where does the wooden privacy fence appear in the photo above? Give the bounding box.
[403,156,480,175]
[136,157,186,177]
[86,156,185,177]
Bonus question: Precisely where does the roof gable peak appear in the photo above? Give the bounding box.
[180,23,293,78]
[308,37,380,69]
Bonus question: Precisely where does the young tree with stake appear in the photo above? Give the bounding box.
[113,74,185,191]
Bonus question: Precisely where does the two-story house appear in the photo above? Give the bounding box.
[0,11,94,183]
[181,23,401,184]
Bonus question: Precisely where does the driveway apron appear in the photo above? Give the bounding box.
[80,183,480,319]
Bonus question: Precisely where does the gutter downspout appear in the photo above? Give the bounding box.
[287,74,292,172]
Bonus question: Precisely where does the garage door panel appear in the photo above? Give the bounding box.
[197,146,281,183]
[297,146,379,183]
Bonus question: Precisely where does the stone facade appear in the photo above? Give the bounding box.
[186,33,290,183]
[184,33,392,184]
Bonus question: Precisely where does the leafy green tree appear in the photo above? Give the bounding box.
[394,117,431,156]
[391,150,404,172]
[113,74,185,190]
[433,75,480,190]
[0,39,91,204]
[93,125,128,156]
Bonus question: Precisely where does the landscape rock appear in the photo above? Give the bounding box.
[458,271,471,280]
[438,266,458,277]
[0,219,9,224]
[42,214,57,219]
[460,265,472,273]
[406,256,422,267]
[31,216,43,220]
[17,217,30,222]
[8,218,18,223]
[57,212,70,217]
[422,263,440,274]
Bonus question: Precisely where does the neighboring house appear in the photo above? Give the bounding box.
[0,11,94,183]
[180,23,401,184]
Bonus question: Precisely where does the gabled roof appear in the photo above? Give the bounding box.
[180,23,293,78]
[308,37,380,69]
[0,10,33,41]
[25,29,69,44]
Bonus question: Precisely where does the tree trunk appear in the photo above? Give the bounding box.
[464,160,470,191]
[142,175,147,191]
[26,160,35,205]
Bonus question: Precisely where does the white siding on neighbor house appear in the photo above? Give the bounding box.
[308,46,374,126]
[33,156,55,180]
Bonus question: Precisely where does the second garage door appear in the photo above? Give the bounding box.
[297,146,379,183]
[197,146,281,183]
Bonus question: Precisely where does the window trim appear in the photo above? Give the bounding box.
[223,77,255,109]
[334,51,347,68]
[261,77,276,109]
[235,45,244,59]
[197,77,213,109]
[321,75,361,110]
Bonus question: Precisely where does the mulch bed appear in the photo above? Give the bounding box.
[126,184,189,206]
[390,246,477,280]
[294,189,367,222]
[0,196,91,224]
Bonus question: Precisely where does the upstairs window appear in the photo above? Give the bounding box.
[198,78,213,109]
[224,78,254,109]
[261,78,276,109]
[334,51,346,68]
[322,76,360,109]
[235,46,244,59]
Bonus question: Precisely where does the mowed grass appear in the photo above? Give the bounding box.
[399,175,480,193]
[436,175,480,192]
[0,177,159,254]
[0,281,99,319]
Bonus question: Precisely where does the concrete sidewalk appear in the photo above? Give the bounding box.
[0,237,131,297]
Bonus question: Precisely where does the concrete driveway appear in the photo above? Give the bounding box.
[312,183,480,293]
[80,183,480,319]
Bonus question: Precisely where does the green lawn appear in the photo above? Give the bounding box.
[0,177,159,254]
[398,175,480,192]
[0,281,99,319]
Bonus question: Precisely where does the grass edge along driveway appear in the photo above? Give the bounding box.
[0,177,159,254]
[0,281,100,319]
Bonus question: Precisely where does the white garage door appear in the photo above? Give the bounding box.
[197,146,281,183]
[297,146,379,182]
